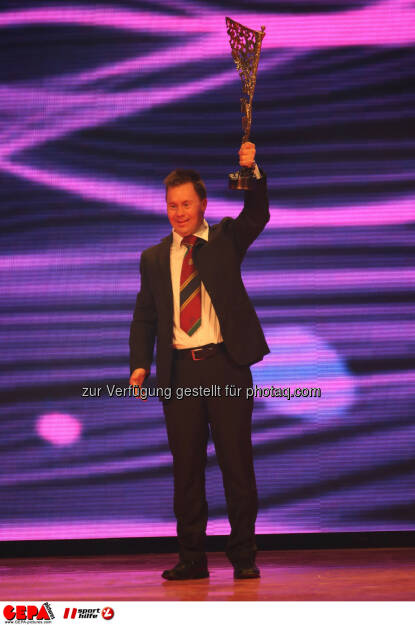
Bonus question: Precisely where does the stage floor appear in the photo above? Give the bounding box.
[1,547,414,601]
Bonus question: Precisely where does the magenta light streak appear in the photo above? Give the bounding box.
[0,521,181,541]
[312,320,415,340]
[1,158,415,229]
[0,366,128,391]
[0,451,174,486]
[0,312,130,325]
[0,7,211,34]
[0,51,291,158]
[2,267,415,297]
[253,376,355,393]
[49,33,231,86]
[0,1,414,46]
[0,305,411,327]
[265,199,415,228]
[0,250,144,269]
[242,268,415,293]
[1,520,272,541]
[0,158,167,208]
[357,370,415,387]
[256,303,415,319]
[0,4,414,231]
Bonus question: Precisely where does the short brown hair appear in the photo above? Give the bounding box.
[164,169,207,201]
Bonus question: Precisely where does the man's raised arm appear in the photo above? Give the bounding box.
[231,142,270,258]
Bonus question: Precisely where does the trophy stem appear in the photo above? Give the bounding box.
[226,17,265,191]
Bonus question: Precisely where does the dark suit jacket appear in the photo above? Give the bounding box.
[129,172,270,389]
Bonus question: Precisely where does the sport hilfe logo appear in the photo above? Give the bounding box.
[64,608,99,619]
[63,607,114,620]
[3,603,55,621]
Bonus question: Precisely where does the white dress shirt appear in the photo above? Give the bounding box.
[171,218,223,349]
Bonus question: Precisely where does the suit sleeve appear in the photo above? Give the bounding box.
[129,251,157,378]
[231,168,270,260]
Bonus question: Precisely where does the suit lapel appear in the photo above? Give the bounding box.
[194,223,217,268]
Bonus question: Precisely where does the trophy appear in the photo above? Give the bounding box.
[226,16,265,190]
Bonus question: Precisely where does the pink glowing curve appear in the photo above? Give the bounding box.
[0,51,292,158]
[2,265,415,296]
[0,519,254,540]
[0,1,414,46]
[36,412,82,447]
[0,450,174,486]
[242,267,415,294]
[0,3,413,231]
[0,158,415,230]
[0,250,142,269]
[41,5,414,92]
[49,34,231,87]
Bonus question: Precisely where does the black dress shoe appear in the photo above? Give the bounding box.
[162,559,209,581]
[233,564,260,579]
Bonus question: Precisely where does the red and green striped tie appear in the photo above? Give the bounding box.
[180,234,201,335]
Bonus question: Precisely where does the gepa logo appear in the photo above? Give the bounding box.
[3,603,54,621]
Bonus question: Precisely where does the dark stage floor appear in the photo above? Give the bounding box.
[1,547,414,601]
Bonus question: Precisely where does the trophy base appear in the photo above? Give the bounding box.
[228,167,256,190]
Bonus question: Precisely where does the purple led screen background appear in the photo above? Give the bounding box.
[1,0,415,541]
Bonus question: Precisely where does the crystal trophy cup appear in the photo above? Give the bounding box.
[226,16,265,190]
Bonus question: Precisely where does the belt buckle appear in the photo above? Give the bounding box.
[191,348,204,361]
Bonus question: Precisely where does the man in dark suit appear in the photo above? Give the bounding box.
[129,142,270,580]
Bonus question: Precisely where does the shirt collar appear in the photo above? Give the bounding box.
[172,218,209,248]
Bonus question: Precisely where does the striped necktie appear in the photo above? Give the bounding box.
[180,234,201,335]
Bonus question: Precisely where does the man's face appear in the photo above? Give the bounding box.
[166,182,207,238]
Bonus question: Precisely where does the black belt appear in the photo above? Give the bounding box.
[173,342,225,361]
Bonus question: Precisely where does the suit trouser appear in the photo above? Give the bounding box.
[162,345,258,565]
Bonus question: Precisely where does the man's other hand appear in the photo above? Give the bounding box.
[129,368,147,390]
[239,141,256,168]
